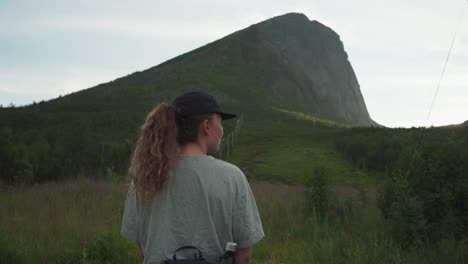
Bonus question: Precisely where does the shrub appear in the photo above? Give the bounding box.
[378,143,468,247]
[84,232,139,263]
[304,166,329,219]
[0,236,25,264]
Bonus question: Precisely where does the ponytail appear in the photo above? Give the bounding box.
[129,103,179,205]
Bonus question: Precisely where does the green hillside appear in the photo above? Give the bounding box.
[0,13,380,184]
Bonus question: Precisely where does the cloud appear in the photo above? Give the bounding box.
[1,16,234,41]
[0,65,132,106]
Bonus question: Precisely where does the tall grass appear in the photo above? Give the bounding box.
[250,183,466,263]
[0,180,139,263]
[1,180,465,263]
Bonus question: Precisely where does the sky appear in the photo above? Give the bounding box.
[1,0,467,128]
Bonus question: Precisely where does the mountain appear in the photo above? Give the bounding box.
[1,13,377,126]
[211,12,378,126]
[442,120,468,128]
[0,13,380,183]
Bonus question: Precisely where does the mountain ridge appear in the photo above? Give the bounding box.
[2,12,379,128]
[97,13,378,126]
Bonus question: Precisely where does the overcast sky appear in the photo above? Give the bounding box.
[1,0,467,127]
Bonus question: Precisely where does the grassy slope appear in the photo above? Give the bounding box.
[229,113,375,188]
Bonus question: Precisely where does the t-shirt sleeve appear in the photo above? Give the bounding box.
[120,183,140,243]
[232,171,265,248]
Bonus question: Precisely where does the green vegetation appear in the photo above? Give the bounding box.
[1,180,466,263]
[253,182,466,263]
[0,57,275,185]
[1,116,467,263]
[334,125,468,247]
[0,180,139,263]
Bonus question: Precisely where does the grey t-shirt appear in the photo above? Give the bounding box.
[120,155,264,264]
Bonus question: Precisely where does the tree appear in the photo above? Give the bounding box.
[378,139,468,246]
[0,128,15,184]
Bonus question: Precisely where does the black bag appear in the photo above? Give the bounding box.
[163,246,212,264]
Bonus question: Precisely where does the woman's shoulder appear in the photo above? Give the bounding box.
[209,157,244,176]
[176,155,246,181]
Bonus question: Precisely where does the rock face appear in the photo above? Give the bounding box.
[238,13,378,126]
[158,13,378,126]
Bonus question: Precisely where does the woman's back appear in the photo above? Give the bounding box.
[121,155,264,264]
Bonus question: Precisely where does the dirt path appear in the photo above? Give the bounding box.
[251,181,377,207]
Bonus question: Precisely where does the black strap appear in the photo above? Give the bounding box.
[172,246,204,260]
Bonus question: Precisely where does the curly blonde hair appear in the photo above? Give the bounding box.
[128,102,213,206]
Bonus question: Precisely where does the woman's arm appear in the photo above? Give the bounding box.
[234,247,252,264]
[137,243,144,258]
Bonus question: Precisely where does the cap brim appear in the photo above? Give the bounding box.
[219,112,237,120]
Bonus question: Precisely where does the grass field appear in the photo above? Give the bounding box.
[1,118,466,263]
[1,180,465,263]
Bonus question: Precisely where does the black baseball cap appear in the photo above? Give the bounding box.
[172,91,237,120]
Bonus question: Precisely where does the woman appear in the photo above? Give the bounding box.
[120,91,264,264]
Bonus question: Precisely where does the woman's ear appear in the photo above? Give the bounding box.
[201,119,211,135]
